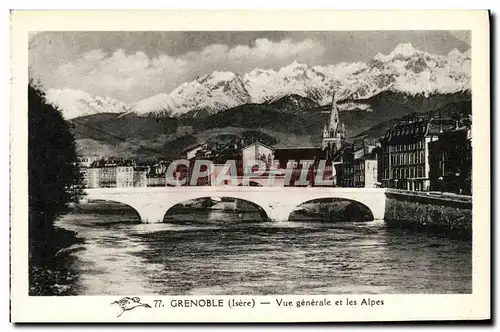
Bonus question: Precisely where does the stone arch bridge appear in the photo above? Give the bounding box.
[83,187,388,223]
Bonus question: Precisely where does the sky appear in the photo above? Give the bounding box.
[29,31,471,103]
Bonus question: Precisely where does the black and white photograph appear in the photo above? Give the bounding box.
[10,10,490,322]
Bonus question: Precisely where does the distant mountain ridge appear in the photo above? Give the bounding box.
[71,90,471,160]
[46,43,471,120]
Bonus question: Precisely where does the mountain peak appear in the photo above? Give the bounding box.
[374,43,422,62]
[45,88,129,119]
[391,43,419,56]
[283,61,309,71]
[246,68,277,77]
[49,45,471,119]
[448,48,461,56]
[278,61,314,78]
[197,71,237,84]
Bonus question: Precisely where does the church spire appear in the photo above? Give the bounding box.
[322,91,346,153]
[329,92,340,136]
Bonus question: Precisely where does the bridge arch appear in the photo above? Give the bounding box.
[291,197,375,222]
[163,196,271,222]
[78,199,142,223]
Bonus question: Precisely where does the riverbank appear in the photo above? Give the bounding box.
[29,226,83,296]
[384,189,472,239]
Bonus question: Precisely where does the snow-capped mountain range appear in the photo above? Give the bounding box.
[45,89,131,119]
[44,43,471,119]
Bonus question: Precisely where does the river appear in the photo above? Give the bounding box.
[54,209,472,295]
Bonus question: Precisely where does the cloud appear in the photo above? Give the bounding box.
[38,38,324,102]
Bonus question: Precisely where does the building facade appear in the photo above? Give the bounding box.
[378,117,456,191]
[428,126,472,195]
[83,159,136,188]
[133,166,148,187]
[116,165,134,187]
[241,142,274,173]
[83,167,100,188]
[339,140,378,188]
[77,155,101,168]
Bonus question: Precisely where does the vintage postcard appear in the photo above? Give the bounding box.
[10,10,490,322]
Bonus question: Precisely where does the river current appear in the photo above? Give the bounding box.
[55,210,472,295]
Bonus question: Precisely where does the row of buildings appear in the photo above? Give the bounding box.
[80,159,149,188]
[318,92,472,195]
[337,116,472,194]
[376,116,472,194]
[79,94,472,195]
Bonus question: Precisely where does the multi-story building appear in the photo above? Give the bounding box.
[273,147,338,187]
[77,155,101,168]
[116,164,134,187]
[428,126,472,195]
[83,167,100,188]
[98,165,118,188]
[378,117,456,191]
[133,166,148,187]
[183,142,279,187]
[85,159,135,188]
[339,140,378,188]
[240,142,275,173]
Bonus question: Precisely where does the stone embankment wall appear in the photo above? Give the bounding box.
[384,189,472,238]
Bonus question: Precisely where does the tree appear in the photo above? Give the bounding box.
[28,84,84,264]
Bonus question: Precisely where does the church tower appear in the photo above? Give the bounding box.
[321,92,346,153]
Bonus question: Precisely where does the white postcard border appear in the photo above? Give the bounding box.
[10,10,490,322]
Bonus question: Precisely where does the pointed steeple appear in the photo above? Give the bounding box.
[329,92,340,136]
[322,91,346,154]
